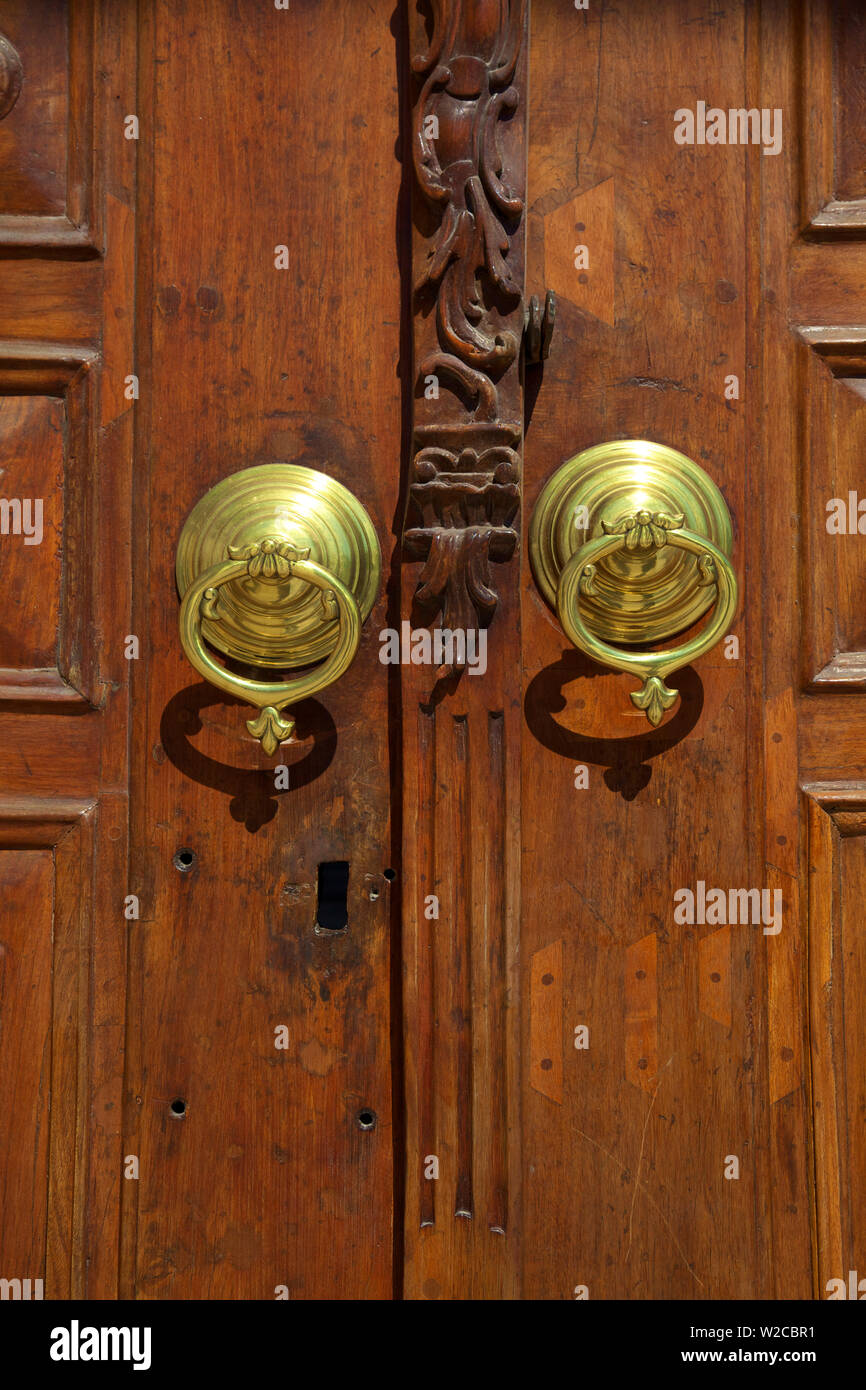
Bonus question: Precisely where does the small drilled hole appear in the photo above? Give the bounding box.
[169,1098,187,1118]
[173,848,196,872]
[383,868,396,882]
[356,1108,376,1131]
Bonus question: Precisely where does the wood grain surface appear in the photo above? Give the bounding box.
[0,0,863,1304]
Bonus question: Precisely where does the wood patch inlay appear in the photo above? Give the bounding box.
[529,939,563,1105]
[698,926,732,1029]
[625,934,658,1094]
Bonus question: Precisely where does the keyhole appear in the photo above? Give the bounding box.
[316,861,349,932]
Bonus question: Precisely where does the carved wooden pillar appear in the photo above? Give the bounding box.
[401,0,527,1300]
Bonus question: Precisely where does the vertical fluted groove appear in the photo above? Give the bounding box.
[418,705,436,1229]
[453,714,473,1218]
[486,710,508,1233]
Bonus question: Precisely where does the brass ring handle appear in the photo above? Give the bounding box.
[529,441,738,728]
[557,517,738,726]
[175,464,382,756]
[179,543,362,754]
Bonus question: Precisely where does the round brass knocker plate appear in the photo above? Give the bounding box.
[529,440,734,644]
[175,464,382,668]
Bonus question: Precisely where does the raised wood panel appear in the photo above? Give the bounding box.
[0,348,100,705]
[0,0,68,218]
[802,0,866,235]
[0,849,54,1280]
[803,784,866,1296]
[0,0,97,252]
[0,396,64,668]
[795,329,866,686]
[831,0,866,205]
[0,799,95,1299]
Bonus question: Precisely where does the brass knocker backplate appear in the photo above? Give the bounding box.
[529,440,734,646]
[176,463,381,669]
[175,464,381,753]
[529,441,738,726]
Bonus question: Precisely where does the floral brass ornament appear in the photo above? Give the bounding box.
[601,508,684,551]
[227,537,309,580]
[529,441,738,728]
[175,465,381,755]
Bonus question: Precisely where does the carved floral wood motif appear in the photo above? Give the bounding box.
[405,0,527,636]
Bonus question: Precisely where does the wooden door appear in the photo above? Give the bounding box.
[0,0,864,1308]
[516,0,866,1303]
[0,0,399,1303]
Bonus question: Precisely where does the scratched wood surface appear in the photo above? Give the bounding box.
[523,0,761,1298]
[0,0,402,1302]
[123,0,401,1299]
[520,0,862,1301]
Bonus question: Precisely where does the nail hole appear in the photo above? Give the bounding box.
[173,848,196,872]
[316,861,349,932]
[169,1098,187,1118]
[356,1108,376,1131]
[383,868,396,882]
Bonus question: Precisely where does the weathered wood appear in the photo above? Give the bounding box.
[522,0,790,1300]
[123,0,400,1300]
[0,0,132,1303]
[1,0,865,1307]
